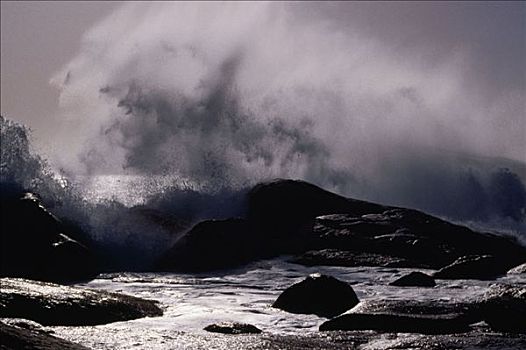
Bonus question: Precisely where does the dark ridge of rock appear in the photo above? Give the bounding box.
[0,278,163,326]
[157,179,526,272]
[478,284,526,333]
[389,271,436,287]
[247,179,385,237]
[319,313,471,334]
[433,255,507,280]
[272,274,358,318]
[0,191,98,283]
[156,218,255,272]
[312,211,526,270]
[290,249,413,268]
[507,263,526,274]
[0,322,90,350]
[204,322,262,334]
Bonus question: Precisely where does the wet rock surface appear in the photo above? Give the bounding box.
[290,249,413,268]
[0,278,162,326]
[389,271,436,287]
[272,274,359,318]
[478,284,526,333]
[0,321,90,350]
[433,255,507,280]
[0,190,98,283]
[507,263,526,275]
[204,322,262,334]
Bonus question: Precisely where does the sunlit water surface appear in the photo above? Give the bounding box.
[50,259,525,349]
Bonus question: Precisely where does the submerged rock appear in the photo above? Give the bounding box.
[272,274,359,318]
[0,278,162,326]
[0,190,98,283]
[389,271,436,287]
[433,255,506,280]
[0,322,90,350]
[204,322,262,334]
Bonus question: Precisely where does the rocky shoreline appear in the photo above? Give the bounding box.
[1,179,525,349]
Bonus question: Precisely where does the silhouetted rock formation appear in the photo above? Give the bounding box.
[156,218,253,272]
[389,271,436,287]
[272,274,359,318]
[290,249,413,268]
[433,255,505,280]
[158,179,526,273]
[0,278,162,326]
[0,322,90,350]
[204,322,262,334]
[0,190,98,283]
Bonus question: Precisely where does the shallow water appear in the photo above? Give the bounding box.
[51,258,525,349]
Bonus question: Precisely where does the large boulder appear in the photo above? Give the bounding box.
[272,274,359,318]
[433,255,507,280]
[478,284,526,333]
[0,190,98,282]
[247,179,384,238]
[389,271,436,287]
[0,278,163,326]
[156,218,254,272]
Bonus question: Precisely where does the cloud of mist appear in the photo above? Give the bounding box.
[49,2,525,231]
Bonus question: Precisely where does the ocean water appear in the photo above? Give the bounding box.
[50,259,525,350]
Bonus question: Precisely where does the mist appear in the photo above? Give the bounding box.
[47,2,525,232]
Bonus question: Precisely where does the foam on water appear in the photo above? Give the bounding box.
[50,258,526,349]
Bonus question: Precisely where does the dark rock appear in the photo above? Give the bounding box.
[389,271,436,287]
[507,263,526,274]
[156,218,254,272]
[433,255,507,280]
[478,284,526,333]
[272,274,358,318]
[313,211,526,270]
[349,299,479,323]
[0,278,163,326]
[319,313,471,334]
[0,322,90,350]
[0,191,98,282]
[204,322,262,334]
[290,249,413,268]
[157,179,526,272]
[247,179,384,237]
